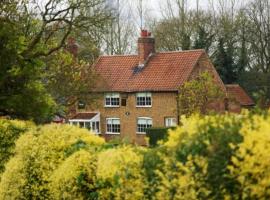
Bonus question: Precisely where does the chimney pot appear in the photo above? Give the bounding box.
[141,29,148,37]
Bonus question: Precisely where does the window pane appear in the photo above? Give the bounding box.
[79,122,84,128]
[165,118,176,127]
[106,118,120,133]
[105,98,111,105]
[72,122,78,126]
[137,118,152,133]
[136,93,151,106]
[112,119,120,125]
[107,124,111,132]
[96,122,100,133]
[85,122,91,130]
[137,93,146,97]
[146,97,151,105]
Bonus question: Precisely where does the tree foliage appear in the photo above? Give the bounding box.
[0,0,111,122]
[178,72,225,116]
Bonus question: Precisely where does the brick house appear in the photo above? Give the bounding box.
[69,30,254,145]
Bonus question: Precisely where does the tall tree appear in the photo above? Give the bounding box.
[0,0,110,122]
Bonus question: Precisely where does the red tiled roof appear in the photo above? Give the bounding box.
[226,84,255,106]
[94,50,205,92]
[70,112,98,120]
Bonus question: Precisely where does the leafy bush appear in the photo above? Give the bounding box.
[227,114,270,199]
[2,112,270,199]
[0,119,34,174]
[163,114,245,199]
[49,146,144,200]
[146,127,170,147]
[0,124,104,199]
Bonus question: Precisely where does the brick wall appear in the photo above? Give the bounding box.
[89,92,178,145]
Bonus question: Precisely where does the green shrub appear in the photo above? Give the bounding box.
[50,146,144,200]
[0,119,34,174]
[146,127,171,147]
[0,124,104,199]
[159,113,248,199]
[2,111,270,199]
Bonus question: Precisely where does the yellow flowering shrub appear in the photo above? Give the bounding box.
[228,114,270,199]
[0,119,34,174]
[0,124,104,199]
[49,146,144,200]
[2,111,270,199]
[96,146,144,200]
[155,155,209,200]
[161,113,246,199]
[49,150,97,200]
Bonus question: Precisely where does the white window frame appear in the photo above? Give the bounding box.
[106,118,120,134]
[69,120,100,134]
[165,117,177,127]
[104,93,120,107]
[136,92,152,107]
[136,117,153,134]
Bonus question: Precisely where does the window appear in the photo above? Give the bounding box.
[121,98,127,106]
[136,92,152,107]
[69,121,100,134]
[165,117,177,127]
[105,93,120,107]
[137,117,152,134]
[106,118,120,134]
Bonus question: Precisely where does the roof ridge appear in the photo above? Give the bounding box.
[99,54,137,58]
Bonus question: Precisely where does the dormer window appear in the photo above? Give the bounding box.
[136,92,152,107]
[105,93,120,107]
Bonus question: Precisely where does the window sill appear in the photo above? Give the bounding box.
[136,132,146,135]
[105,132,120,135]
[136,106,152,108]
[104,106,120,108]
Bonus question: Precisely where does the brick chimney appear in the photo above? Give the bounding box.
[138,30,155,66]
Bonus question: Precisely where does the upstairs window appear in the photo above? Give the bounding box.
[105,93,120,107]
[136,92,152,107]
[137,117,152,134]
[106,118,120,134]
[165,117,177,127]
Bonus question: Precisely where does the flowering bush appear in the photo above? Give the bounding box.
[228,114,270,199]
[161,113,245,199]
[0,124,104,199]
[1,112,270,199]
[49,150,97,200]
[96,146,144,200]
[0,119,34,174]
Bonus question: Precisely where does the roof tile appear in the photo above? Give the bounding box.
[226,84,254,106]
[94,50,204,92]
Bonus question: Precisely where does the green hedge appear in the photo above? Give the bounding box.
[146,127,172,147]
[0,119,33,174]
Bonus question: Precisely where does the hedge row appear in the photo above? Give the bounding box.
[1,112,270,199]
